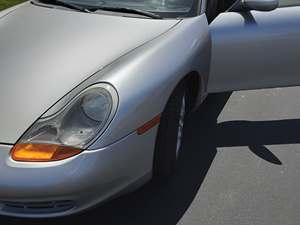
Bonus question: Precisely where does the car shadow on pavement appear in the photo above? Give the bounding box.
[1,91,297,225]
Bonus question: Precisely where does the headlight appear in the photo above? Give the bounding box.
[11,83,118,162]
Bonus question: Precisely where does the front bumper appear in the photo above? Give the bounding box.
[0,127,157,218]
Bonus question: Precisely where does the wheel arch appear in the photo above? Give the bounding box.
[185,71,203,111]
[170,71,203,113]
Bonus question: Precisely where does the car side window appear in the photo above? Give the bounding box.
[206,0,237,23]
[279,0,300,7]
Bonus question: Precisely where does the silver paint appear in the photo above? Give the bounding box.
[0,2,210,217]
[0,125,157,218]
[0,2,178,144]
[1,0,299,218]
[208,6,300,93]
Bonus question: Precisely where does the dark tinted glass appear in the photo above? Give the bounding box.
[64,0,199,17]
[279,0,300,7]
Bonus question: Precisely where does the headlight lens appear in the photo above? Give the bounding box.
[11,84,117,162]
[81,91,111,122]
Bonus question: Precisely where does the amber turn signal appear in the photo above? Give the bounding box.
[137,114,161,135]
[11,143,82,162]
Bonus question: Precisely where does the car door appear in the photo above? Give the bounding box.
[207,0,300,93]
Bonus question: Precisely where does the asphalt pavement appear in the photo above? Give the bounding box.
[1,87,300,225]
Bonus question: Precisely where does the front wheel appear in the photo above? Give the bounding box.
[153,80,191,178]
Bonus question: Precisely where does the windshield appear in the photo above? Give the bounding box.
[58,0,199,18]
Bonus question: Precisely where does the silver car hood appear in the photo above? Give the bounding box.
[0,3,178,144]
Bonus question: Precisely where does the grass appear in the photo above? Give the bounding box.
[0,0,26,11]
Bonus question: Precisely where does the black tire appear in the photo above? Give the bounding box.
[153,80,190,178]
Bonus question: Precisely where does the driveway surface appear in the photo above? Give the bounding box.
[1,87,300,225]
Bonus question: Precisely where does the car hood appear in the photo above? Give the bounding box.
[0,3,178,144]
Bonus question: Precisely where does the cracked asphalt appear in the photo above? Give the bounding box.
[1,87,300,225]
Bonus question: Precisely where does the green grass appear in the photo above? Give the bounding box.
[0,0,26,11]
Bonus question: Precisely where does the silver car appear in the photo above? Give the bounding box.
[0,0,299,218]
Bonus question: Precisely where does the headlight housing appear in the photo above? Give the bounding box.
[11,83,118,162]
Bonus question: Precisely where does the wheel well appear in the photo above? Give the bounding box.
[184,72,201,110]
[163,72,201,114]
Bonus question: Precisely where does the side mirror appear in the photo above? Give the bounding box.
[230,0,279,12]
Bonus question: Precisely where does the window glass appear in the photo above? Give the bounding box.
[63,0,199,17]
[279,0,300,7]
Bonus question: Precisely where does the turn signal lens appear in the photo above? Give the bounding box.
[137,114,161,135]
[11,143,82,162]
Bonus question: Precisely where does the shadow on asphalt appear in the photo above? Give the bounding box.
[1,92,293,225]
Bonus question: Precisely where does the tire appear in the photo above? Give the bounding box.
[153,80,190,178]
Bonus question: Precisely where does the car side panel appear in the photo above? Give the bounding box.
[208,6,300,93]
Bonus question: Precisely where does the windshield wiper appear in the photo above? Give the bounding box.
[36,0,90,12]
[34,0,162,18]
[90,6,162,19]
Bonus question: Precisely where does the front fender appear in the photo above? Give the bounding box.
[88,14,211,148]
